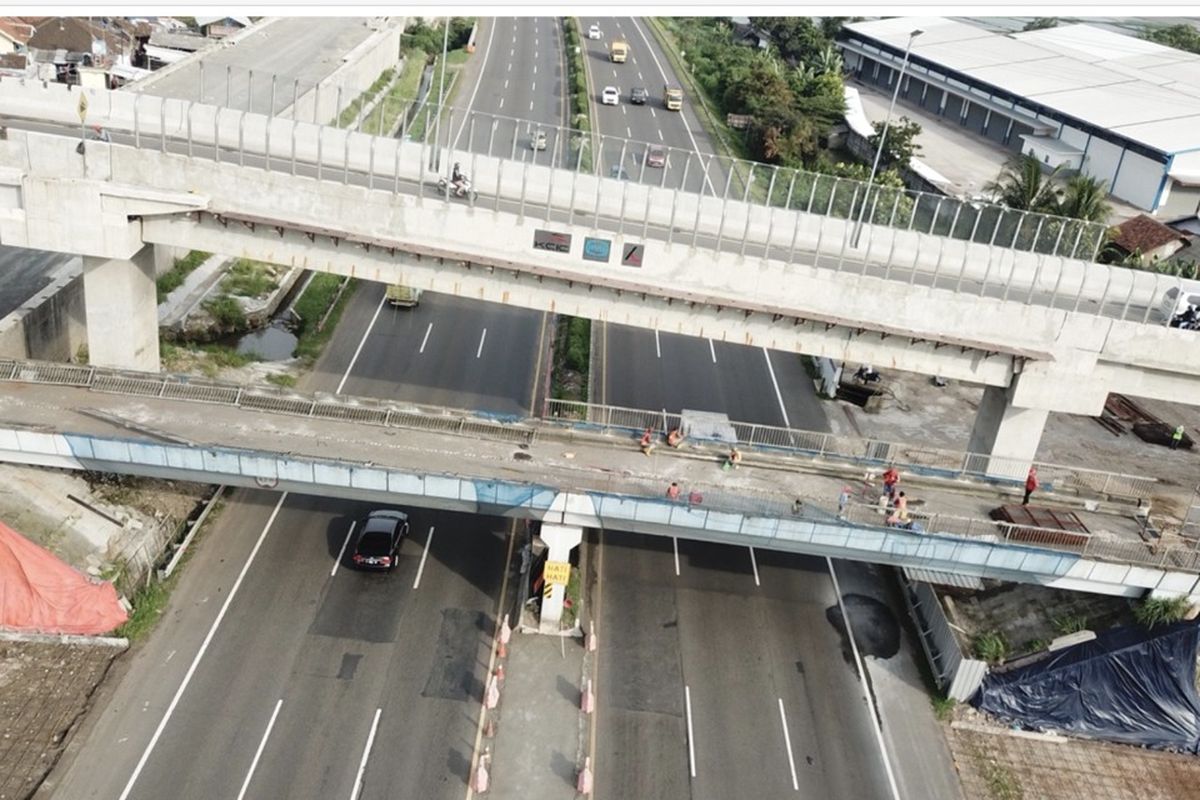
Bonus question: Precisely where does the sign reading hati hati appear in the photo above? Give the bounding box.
[543,560,571,586]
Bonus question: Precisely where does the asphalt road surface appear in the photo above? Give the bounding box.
[0,247,76,320]
[141,18,380,113]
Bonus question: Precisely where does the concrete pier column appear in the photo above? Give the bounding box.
[82,246,159,371]
[967,383,1049,474]
[538,522,582,633]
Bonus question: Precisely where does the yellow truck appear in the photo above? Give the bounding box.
[385,285,421,308]
[610,39,629,63]
[663,85,683,111]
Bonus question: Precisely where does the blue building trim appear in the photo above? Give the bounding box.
[1152,154,1176,212]
[1112,147,1128,191]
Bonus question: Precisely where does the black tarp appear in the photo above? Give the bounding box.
[971,621,1200,752]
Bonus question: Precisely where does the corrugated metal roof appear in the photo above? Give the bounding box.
[903,566,984,590]
[843,17,1200,156]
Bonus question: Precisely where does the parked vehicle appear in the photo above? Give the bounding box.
[630,86,648,105]
[601,86,620,106]
[663,85,683,111]
[350,510,410,571]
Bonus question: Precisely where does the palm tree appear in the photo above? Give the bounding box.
[984,154,1063,213]
[1059,174,1112,222]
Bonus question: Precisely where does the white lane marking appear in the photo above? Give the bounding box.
[762,348,791,428]
[654,329,661,358]
[622,105,627,115]
[529,100,535,111]
[628,18,716,194]
[827,558,904,800]
[510,48,514,57]
[708,338,717,363]
[236,699,283,800]
[533,64,538,74]
[350,708,383,800]
[658,129,664,141]
[749,546,761,586]
[684,685,697,778]
[413,526,435,589]
[535,50,539,59]
[507,63,511,72]
[626,125,632,137]
[331,520,357,577]
[336,291,387,395]
[504,78,508,89]
[476,328,488,358]
[672,536,680,576]
[638,70,643,80]
[650,107,656,118]
[499,97,505,108]
[419,322,433,354]
[777,698,800,792]
[117,493,289,800]
[531,81,536,93]
[613,68,619,78]
[452,19,496,147]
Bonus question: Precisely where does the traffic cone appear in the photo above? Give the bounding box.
[498,613,512,658]
[473,748,491,793]
[576,756,593,795]
[581,679,594,714]
[485,674,500,710]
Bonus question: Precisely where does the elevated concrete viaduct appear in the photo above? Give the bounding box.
[0,81,1198,470]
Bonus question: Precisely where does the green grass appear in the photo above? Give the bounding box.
[202,293,247,331]
[115,577,172,641]
[407,46,472,141]
[221,259,279,298]
[1134,596,1191,629]
[155,249,210,303]
[931,695,956,722]
[980,759,1024,800]
[293,274,358,365]
[266,372,298,387]
[1051,614,1088,636]
[562,565,582,629]
[336,68,396,128]
[362,48,428,135]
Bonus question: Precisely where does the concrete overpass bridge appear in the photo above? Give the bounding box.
[0,358,1194,601]
[0,79,1198,469]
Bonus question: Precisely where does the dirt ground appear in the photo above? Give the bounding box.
[833,369,1200,518]
[0,637,125,800]
[946,715,1200,800]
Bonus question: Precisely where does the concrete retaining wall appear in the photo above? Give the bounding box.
[0,261,86,361]
[899,573,988,701]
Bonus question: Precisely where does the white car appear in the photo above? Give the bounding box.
[601,86,619,106]
[588,23,601,40]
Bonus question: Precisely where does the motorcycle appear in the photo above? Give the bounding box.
[436,176,477,202]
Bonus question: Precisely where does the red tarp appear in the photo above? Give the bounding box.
[0,521,127,635]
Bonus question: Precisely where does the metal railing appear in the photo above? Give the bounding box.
[543,398,1158,500]
[3,76,1190,329]
[2,358,1197,577]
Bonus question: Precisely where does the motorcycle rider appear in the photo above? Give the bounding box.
[451,162,468,196]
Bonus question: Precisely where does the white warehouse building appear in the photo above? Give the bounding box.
[837,17,1200,215]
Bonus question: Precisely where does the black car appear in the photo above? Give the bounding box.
[630,86,649,105]
[350,510,409,571]
[609,164,631,180]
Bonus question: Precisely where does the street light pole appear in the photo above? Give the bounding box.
[431,17,451,172]
[851,28,922,247]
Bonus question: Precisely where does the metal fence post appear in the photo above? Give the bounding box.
[248,69,254,115]
[133,93,140,148]
[715,168,735,251]
[238,109,245,167]
[692,155,712,248]
[289,117,296,175]
[225,65,231,108]
[159,98,166,153]
[954,212,982,292]
[186,101,193,158]
[316,126,323,181]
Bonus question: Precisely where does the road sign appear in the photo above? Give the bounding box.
[543,559,571,586]
[582,237,611,262]
[77,93,88,123]
[621,243,644,267]
[533,229,571,253]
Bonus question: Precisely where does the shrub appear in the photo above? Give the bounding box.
[972,630,1009,664]
[1134,596,1191,629]
[202,294,247,331]
[1051,614,1087,636]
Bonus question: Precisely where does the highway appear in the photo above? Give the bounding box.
[141,18,382,112]
[581,16,895,799]
[46,19,562,800]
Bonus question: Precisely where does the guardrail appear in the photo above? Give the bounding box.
[2,76,1188,329]
[0,358,1195,577]
[543,398,1158,500]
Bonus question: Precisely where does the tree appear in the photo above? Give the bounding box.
[1059,174,1112,223]
[1022,18,1059,31]
[751,17,827,67]
[867,117,922,169]
[1142,23,1200,54]
[984,154,1063,213]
